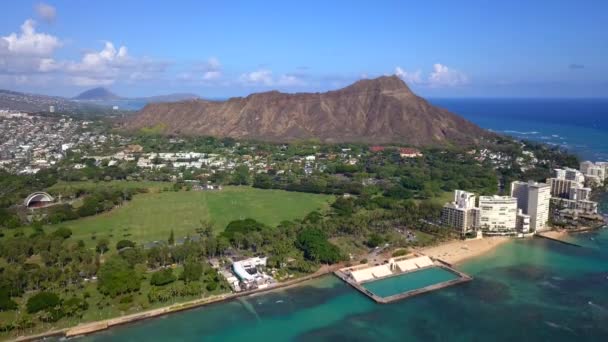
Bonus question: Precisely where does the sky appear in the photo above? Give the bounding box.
[0,0,607,98]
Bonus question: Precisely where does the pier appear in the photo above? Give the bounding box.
[334,255,472,304]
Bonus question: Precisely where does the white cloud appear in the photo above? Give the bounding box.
[63,41,167,86]
[35,3,57,23]
[68,41,130,73]
[201,57,222,80]
[239,69,274,86]
[0,19,61,76]
[395,66,422,84]
[394,64,468,87]
[428,63,468,87]
[239,69,306,87]
[277,74,306,86]
[2,19,60,56]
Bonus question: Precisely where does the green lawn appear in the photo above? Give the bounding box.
[50,186,334,247]
[47,180,171,195]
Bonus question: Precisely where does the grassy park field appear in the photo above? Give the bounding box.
[49,185,334,248]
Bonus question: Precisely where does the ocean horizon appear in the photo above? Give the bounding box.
[430,98,608,162]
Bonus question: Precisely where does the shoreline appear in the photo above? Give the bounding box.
[15,227,600,341]
[416,236,512,265]
[10,236,515,341]
[12,264,343,342]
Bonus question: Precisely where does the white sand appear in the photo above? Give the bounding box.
[418,237,511,265]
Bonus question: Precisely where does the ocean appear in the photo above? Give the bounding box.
[430,98,608,162]
[74,99,608,341]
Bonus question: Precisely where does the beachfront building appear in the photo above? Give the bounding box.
[510,181,551,232]
[478,195,518,234]
[580,161,608,186]
[548,174,598,215]
[554,167,585,185]
[548,177,581,199]
[441,190,480,236]
[516,209,531,233]
[232,257,275,290]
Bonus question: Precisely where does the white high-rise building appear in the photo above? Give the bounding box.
[454,190,476,209]
[441,190,479,236]
[548,170,599,215]
[580,161,608,186]
[510,181,551,232]
[478,195,518,234]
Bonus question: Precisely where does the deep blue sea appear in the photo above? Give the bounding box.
[430,98,608,161]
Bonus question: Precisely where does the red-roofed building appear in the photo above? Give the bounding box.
[399,148,423,158]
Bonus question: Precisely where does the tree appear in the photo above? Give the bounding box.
[331,197,355,216]
[96,238,110,254]
[365,233,384,248]
[168,229,175,246]
[61,297,88,317]
[97,256,141,297]
[296,227,343,264]
[0,288,17,311]
[150,269,176,286]
[52,227,73,239]
[26,292,60,314]
[231,165,250,185]
[181,260,203,283]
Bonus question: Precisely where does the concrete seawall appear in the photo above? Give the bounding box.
[535,233,583,247]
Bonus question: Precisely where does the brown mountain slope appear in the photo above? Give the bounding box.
[125,75,491,146]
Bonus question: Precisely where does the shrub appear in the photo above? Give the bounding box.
[206,281,218,292]
[365,233,384,248]
[392,249,408,257]
[52,227,73,239]
[116,239,136,250]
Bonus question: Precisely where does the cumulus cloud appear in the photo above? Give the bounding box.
[239,69,273,86]
[0,19,61,76]
[277,74,307,86]
[394,64,467,87]
[239,69,306,87]
[428,63,468,87]
[35,3,57,23]
[2,19,60,56]
[201,57,222,80]
[395,66,422,84]
[61,41,167,86]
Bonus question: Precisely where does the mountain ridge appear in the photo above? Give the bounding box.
[126,75,492,146]
[73,87,122,101]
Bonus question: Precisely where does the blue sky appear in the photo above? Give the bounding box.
[1,0,607,97]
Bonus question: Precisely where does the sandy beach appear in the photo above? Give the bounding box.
[418,237,511,265]
[536,230,569,240]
